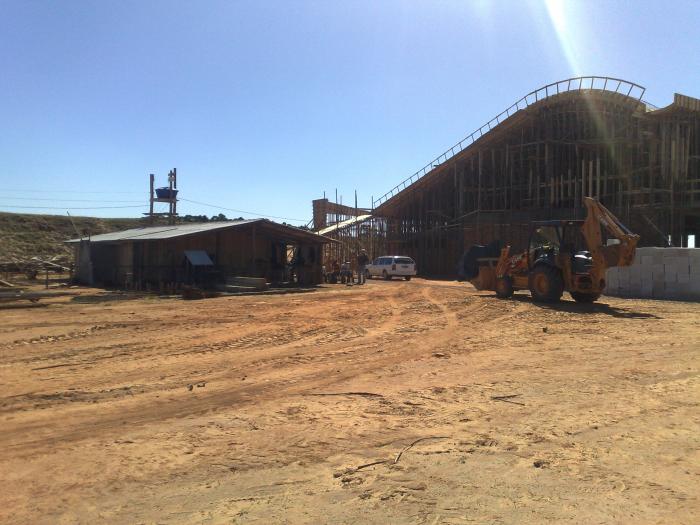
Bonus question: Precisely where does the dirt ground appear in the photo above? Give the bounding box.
[1,279,698,524]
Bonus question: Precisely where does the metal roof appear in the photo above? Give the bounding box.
[66,219,336,244]
[66,220,259,243]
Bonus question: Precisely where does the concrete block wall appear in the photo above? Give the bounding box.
[605,248,700,301]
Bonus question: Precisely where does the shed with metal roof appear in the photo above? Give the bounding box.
[66,219,335,288]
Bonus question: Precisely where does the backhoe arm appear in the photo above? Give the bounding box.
[582,197,639,287]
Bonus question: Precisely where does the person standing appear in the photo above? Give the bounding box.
[340,261,352,284]
[356,249,369,285]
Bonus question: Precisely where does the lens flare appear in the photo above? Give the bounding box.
[544,0,580,75]
[543,1,631,189]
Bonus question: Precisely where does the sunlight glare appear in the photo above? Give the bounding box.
[544,0,581,75]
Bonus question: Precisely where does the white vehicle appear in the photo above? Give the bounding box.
[365,256,417,280]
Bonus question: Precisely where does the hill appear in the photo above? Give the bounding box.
[0,212,243,268]
[0,212,144,265]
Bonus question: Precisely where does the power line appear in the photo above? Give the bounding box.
[179,198,307,223]
[0,193,309,222]
[0,204,148,210]
[0,196,144,203]
[1,189,143,194]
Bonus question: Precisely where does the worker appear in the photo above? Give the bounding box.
[291,248,305,284]
[356,249,369,285]
[340,261,353,285]
[328,259,340,284]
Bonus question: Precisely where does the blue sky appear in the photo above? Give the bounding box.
[1,0,698,224]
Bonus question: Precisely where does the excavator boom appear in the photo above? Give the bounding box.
[582,197,639,290]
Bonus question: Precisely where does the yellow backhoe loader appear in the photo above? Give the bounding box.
[468,197,639,303]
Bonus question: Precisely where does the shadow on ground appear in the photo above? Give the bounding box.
[479,291,662,319]
[71,292,152,304]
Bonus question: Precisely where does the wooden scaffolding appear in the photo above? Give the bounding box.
[356,78,700,275]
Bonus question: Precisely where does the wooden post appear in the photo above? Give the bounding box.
[536,143,541,206]
[477,150,482,212]
[172,168,177,221]
[251,224,256,274]
[491,149,496,210]
[149,173,154,225]
[169,170,173,218]
[453,162,458,218]
[560,173,564,205]
[354,190,358,253]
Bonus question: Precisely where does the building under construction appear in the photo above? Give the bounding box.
[316,76,700,275]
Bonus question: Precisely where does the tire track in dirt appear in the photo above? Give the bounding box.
[0,284,527,427]
[0,284,458,454]
[3,281,699,525]
[0,283,571,457]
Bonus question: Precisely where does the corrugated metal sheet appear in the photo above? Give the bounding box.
[65,219,261,243]
[66,218,337,245]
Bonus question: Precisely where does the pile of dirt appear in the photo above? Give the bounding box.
[0,212,144,265]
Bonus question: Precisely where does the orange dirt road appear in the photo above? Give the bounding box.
[1,279,698,524]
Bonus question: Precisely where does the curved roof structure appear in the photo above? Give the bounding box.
[373,76,668,214]
[359,76,699,275]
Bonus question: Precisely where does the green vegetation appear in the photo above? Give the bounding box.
[0,212,144,263]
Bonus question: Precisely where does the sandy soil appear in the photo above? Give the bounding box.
[1,279,698,524]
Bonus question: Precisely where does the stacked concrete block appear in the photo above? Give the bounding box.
[617,265,631,298]
[629,264,643,296]
[605,266,620,296]
[652,261,665,298]
[605,247,700,301]
[690,250,700,296]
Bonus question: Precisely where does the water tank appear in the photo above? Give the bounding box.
[155,187,178,199]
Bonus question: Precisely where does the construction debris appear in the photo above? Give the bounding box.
[0,290,76,304]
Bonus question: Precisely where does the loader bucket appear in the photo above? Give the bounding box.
[469,264,497,291]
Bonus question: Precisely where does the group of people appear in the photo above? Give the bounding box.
[325,249,370,285]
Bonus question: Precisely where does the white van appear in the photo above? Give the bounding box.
[365,256,417,280]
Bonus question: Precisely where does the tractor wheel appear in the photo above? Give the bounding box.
[383,270,391,280]
[571,291,600,303]
[404,276,411,281]
[529,266,564,302]
[495,276,514,299]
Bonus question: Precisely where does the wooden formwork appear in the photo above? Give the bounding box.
[365,86,700,276]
